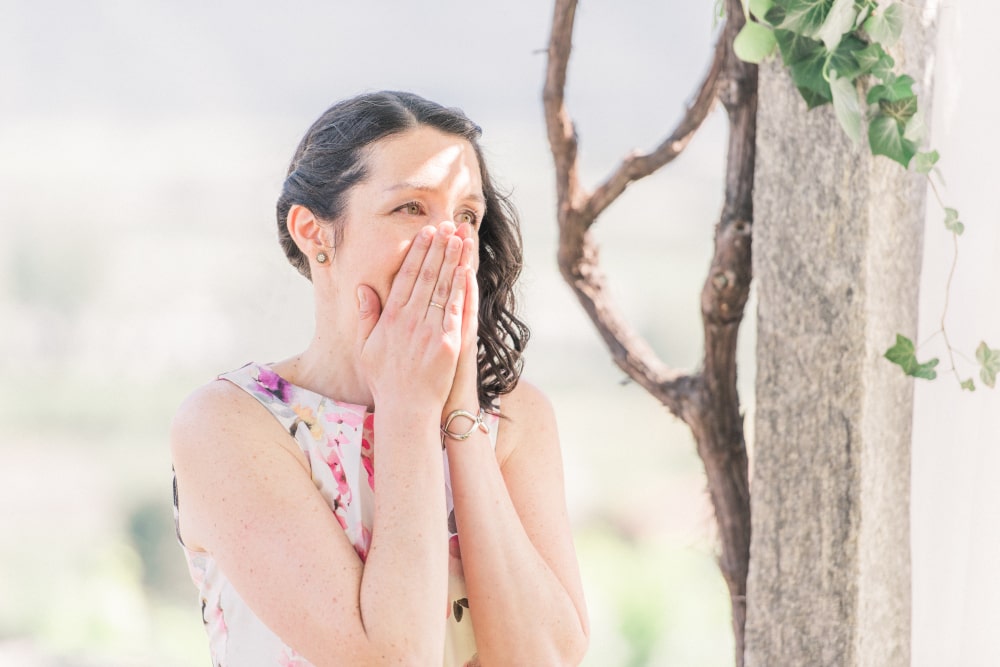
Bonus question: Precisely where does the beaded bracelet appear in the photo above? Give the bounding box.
[441,408,490,442]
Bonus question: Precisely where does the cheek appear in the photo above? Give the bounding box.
[375,238,415,299]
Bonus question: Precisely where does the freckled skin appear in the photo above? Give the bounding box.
[171,125,589,666]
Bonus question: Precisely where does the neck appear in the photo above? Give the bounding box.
[273,294,373,408]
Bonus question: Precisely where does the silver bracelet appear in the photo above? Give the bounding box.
[441,408,490,441]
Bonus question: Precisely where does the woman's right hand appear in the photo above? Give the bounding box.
[355,221,468,411]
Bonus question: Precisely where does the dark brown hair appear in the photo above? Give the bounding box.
[276,91,529,408]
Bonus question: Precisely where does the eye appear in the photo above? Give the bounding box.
[395,201,424,216]
[456,210,480,227]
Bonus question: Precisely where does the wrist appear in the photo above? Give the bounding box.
[442,390,479,421]
[441,407,490,443]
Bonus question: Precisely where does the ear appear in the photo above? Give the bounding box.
[286,204,330,260]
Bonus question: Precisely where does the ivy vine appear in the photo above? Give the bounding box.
[734,0,999,390]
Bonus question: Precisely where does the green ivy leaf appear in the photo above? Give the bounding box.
[960,378,976,392]
[854,43,891,76]
[944,208,964,235]
[817,0,858,50]
[764,4,787,26]
[735,21,778,63]
[778,0,835,36]
[827,35,867,81]
[774,29,831,107]
[880,95,918,124]
[829,74,862,145]
[976,342,1000,388]
[913,150,939,174]
[867,74,915,104]
[885,334,939,380]
[863,3,904,48]
[904,110,928,144]
[750,0,776,22]
[854,1,874,28]
[869,113,917,167]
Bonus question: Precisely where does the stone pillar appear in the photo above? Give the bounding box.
[745,6,937,666]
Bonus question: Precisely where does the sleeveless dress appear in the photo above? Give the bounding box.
[172,361,498,667]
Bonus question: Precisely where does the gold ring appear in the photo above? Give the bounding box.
[429,302,445,310]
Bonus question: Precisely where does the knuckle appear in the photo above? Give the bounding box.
[400,263,420,279]
[419,266,437,284]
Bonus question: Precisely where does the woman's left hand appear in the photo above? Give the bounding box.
[442,222,481,420]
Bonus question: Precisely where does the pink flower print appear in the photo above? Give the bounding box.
[333,505,349,532]
[201,597,228,641]
[361,450,375,491]
[332,505,349,533]
[361,414,376,489]
[355,525,372,562]
[256,366,294,403]
[325,445,353,534]
[326,452,353,504]
[278,646,312,666]
[325,408,365,430]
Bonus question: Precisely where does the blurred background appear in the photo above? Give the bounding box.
[1,1,996,666]
[0,2,735,665]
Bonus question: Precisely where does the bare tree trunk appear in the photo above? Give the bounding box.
[543,1,756,663]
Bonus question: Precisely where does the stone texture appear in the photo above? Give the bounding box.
[746,7,937,666]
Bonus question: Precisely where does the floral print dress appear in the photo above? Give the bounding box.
[173,361,498,667]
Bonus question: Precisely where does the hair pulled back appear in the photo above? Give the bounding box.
[276,91,529,408]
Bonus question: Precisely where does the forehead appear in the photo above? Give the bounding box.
[363,126,484,193]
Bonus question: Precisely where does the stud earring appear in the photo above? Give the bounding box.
[316,251,328,264]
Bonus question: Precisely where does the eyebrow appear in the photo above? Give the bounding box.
[387,182,486,208]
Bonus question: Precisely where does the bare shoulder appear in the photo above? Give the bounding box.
[170,378,307,551]
[171,379,244,440]
[495,378,559,468]
[501,378,554,416]
[172,379,274,462]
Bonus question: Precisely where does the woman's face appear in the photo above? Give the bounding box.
[325,125,486,308]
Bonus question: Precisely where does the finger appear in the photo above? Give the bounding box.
[458,236,475,273]
[356,284,381,344]
[385,226,435,311]
[455,223,478,271]
[406,222,455,308]
[442,265,466,337]
[428,235,463,318]
[464,259,479,343]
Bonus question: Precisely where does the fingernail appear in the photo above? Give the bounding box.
[356,287,366,308]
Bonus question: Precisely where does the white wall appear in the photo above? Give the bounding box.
[912,1,1000,665]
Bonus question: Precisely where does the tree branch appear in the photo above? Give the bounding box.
[543,0,703,416]
[543,1,755,664]
[543,0,584,213]
[586,37,727,221]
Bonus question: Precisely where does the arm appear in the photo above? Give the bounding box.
[445,381,589,666]
[442,231,589,665]
[171,383,446,666]
[171,223,467,666]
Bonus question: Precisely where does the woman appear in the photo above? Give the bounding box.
[170,91,589,666]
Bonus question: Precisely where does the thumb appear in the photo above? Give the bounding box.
[356,285,381,343]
